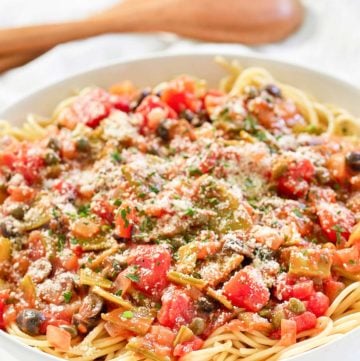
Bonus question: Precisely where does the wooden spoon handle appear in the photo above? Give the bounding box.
[0,20,117,55]
[0,51,45,73]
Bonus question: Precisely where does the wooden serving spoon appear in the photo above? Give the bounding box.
[0,0,304,72]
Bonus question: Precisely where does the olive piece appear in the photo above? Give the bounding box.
[156,120,170,141]
[264,84,282,98]
[0,220,18,237]
[59,324,78,338]
[132,89,151,110]
[181,109,195,122]
[346,151,360,172]
[73,293,104,333]
[10,205,26,220]
[16,309,45,336]
[44,151,60,166]
[76,138,91,152]
[47,138,60,151]
[197,297,216,313]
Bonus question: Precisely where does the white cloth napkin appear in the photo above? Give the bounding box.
[0,0,360,360]
[0,0,359,111]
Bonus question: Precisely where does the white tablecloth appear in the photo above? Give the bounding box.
[0,0,360,360]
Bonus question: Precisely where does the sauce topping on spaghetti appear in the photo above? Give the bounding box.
[0,74,359,360]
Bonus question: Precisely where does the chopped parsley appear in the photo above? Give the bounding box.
[111,150,122,163]
[78,204,90,218]
[332,224,345,244]
[292,208,304,218]
[189,167,202,176]
[121,310,134,319]
[126,268,140,283]
[57,234,66,252]
[184,208,196,217]
[113,199,122,206]
[115,290,123,296]
[63,291,72,303]
[149,185,160,194]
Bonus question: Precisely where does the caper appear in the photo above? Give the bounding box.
[47,138,60,151]
[264,84,282,98]
[44,151,60,166]
[10,205,26,220]
[346,151,360,172]
[189,317,206,335]
[75,138,91,152]
[288,298,305,314]
[16,309,45,336]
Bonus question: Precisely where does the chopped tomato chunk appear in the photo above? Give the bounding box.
[306,292,329,317]
[277,159,315,198]
[324,279,345,303]
[46,325,71,351]
[127,245,171,297]
[280,319,297,346]
[223,266,270,312]
[317,201,355,244]
[173,336,204,357]
[291,311,317,333]
[157,285,194,329]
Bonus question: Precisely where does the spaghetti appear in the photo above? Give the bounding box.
[0,59,360,361]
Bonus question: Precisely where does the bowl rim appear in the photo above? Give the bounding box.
[0,49,359,118]
[0,50,360,361]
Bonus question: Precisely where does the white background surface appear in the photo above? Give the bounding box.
[0,1,359,360]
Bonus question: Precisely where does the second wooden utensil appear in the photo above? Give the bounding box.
[0,0,304,55]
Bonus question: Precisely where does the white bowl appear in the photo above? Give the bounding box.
[0,52,360,361]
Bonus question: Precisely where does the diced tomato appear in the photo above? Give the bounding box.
[223,266,270,312]
[280,319,297,346]
[53,180,77,198]
[60,139,77,160]
[333,244,360,272]
[317,201,355,244]
[198,151,217,174]
[292,280,315,300]
[61,252,79,272]
[306,292,329,317]
[136,95,177,132]
[0,146,44,185]
[91,199,115,224]
[115,205,136,239]
[133,325,175,358]
[127,245,171,297]
[157,285,194,329]
[58,88,130,130]
[204,90,226,113]
[277,159,315,198]
[327,153,347,183]
[114,272,132,296]
[0,299,6,329]
[274,274,314,301]
[72,245,83,258]
[348,221,360,246]
[291,311,317,333]
[8,185,35,203]
[161,76,202,114]
[173,336,204,357]
[104,321,133,338]
[71,219,100,239]
[324,279,345,303]
[46,325,71,351]
[308,186,336,204]
[28,231,46,260]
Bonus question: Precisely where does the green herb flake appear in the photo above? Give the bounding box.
[126,272,140,283]
[111,151,122,163]
[292,208,304,218]
[57,234,66,252]
[184,208,196,217]
[78,204,90,218]
[63,291,72,303]
[149,185,159,194]
[121,310,134,319]
[113,199,122,207]
[189,167,202,176]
